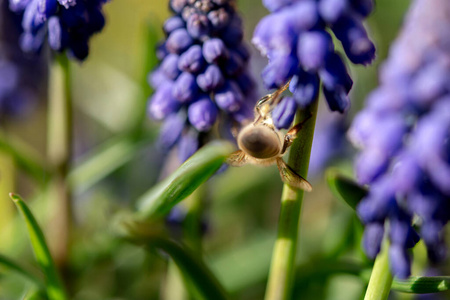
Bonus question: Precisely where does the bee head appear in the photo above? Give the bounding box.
[237,124,282,159]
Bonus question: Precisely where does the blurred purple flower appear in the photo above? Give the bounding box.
[252,0,375,126]
[309,110,349,177]
[0,0,47,118]
[8,0,109,60]
[149,0,255,163]
[348,0,450,278]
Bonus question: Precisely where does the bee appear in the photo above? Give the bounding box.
[227,81,313,192]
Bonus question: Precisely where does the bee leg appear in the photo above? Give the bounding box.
[281,113,313,154]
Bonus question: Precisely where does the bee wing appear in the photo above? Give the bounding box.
[226,150,248,167]
[276,158,312,192]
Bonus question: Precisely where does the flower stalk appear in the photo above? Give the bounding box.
[364,240,393,300]
[264,95,319,300]
[47,54,73,274]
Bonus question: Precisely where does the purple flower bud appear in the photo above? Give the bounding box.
[322,85,350,113]
[318,0,348,24]
[156,42,169,60]
[22,0,45,33]
[178,45,205,73]
[262,54,298,89]
[37,0,58,18]
[187,13,210,40]
[347,110,379,148]
[166,28,194,54]
[48,16,66,50]
[161,53,181,80]
[350,0,374,17]
[11,0,108,60]
[357,176,396,223]
[196,64,224,92]
[188,96,218,132]
[173,72,199,103]
[391,153,421,194]
[163,16,185,34]
[202,38,228,63]
[207,7,229,29]
[158,112,186,150]
[289,70,319,107]
[231,102,253,124]
[365,86,409,113]
[297,31,333,71]
[178,129,199,163]
[362,222,384,259]
[389,214,414,247]
[148,83,181,121]
[272,96,297,129]
[332,14,376,65]
[389,244,411,279]
[253,1,319,58]
[355,148,389,185]
[170,0,187,14]
[319,52,353,92]
[411,63,448,107]
[222,50,244,76]
[215,80,243,112]
[220,16,243,47]
[263,0,293,12]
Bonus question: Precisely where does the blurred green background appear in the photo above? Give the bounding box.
[1,0,449,299]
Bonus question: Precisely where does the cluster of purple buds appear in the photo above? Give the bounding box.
[148,0,255,163]
[1,0,46,118]
[8,0,109,60]
[348,0,450,278]
[252,0,375,129]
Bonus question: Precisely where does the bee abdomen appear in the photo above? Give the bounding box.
[238,125,282,159]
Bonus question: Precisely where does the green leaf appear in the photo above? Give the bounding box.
[392,276,450,294]
[0,132,50,183]
[68,136,150,192]
[23,289,47,300]
[0,254,44,288]
[129,235,229,300]
[136,141,235,219]
[326,168,368,210]
[10,194,67,300]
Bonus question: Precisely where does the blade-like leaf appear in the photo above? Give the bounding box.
[10,193,67,300]
[326,168,368,210]
[0,132,50,183]
[68,136,150,192]
[392,276,450,294]
[23,289,47,300]
[129,235,228,300]
[136,141,235,219]
[0,254,44,288]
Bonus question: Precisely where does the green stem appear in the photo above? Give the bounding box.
[47,55,73,274]
[264,98,319,300]
[164,185,205,300]
[364,241,393,300]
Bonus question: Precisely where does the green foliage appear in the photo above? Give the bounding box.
[326,168,368,211]
[392,276,450,294]
[10,194,67,300]
[0,254,44,288]
[136,141,235,219]
[127,234,228,300]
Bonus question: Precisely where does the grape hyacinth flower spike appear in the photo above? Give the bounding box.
[348,0,450,279]
[0,0,47,118]
[148,0,255,163]
[8,0,109,60]
[252,0,375,129]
